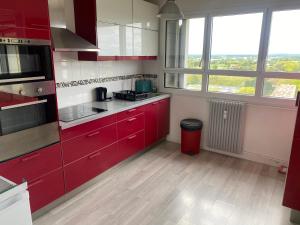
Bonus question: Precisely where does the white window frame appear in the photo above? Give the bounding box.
[160,6,300,108]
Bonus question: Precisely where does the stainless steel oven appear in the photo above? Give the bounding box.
[0,38,52,84]
[0,80,60,162]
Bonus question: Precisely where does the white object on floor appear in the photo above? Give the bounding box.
[0,176,32,225]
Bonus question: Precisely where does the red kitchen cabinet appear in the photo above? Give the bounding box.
[0,0,50,39]
[158,99,170,140]
[283,95,300,210]
[145,98,170,147]
[117,106,145,121]
[145,102,159,147]
[117,130,145,162]
[28,169,65,212]
[0,143,62,184]
[64,143,118,192]
[62,123,117,164]
[117,113,145,139]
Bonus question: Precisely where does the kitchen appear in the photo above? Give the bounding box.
[0,0,300,224]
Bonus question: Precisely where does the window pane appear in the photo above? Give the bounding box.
[184,74,202,90]
[165,73,202,90]
[266,10,300,73]
[263,78,300,99]
[210,13,263,71]
[186,19,205,69]
[165,18,205,69]
[165,73,179,88]
[208,75,256,95]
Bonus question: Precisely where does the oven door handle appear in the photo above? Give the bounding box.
[0,99,48,111]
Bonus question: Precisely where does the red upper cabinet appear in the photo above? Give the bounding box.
[0,0,50,40]
[16,0,50,30]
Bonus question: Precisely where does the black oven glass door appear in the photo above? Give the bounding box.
[0,44,53,83]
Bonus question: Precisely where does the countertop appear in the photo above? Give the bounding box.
[59,93,171,130]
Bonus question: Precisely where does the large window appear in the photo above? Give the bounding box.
[164,9,300,101]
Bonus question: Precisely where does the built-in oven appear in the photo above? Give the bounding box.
[0,38,53,84]
[0,81,60,162]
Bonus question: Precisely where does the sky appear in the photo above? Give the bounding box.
[187,10,300,56]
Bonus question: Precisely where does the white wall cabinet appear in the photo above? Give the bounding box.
[97,22,133,56]
[133,0,159,31]
[133,28,158,56]
[96,0,133,26]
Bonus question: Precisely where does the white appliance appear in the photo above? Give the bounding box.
[0,177,32,225]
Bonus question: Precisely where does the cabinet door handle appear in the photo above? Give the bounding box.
[152,102,158,105]
[88,152,102,160]
[128,109,136,113]
[28,179,43,188]
[21,153,41,162]
[127,117,137,122]
[87,131,100,138]
[127,135,137,140]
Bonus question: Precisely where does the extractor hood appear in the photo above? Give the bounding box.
[48,0,99,52]
[51,27,99,52]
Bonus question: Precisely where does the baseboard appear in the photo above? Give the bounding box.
[167,137,288,167]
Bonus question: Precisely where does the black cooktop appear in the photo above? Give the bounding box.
[59,104,107,122]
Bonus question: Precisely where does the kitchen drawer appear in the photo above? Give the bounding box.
[64,143,118,192]
[62,124,117,164]
[117,130,145,162]
[61,114,117,141]
[0,143,62,184]
[28,169,65,213]
[117,106,145,121]
[117,113,145,139]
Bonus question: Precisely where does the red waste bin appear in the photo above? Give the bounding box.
[180,119,203,155]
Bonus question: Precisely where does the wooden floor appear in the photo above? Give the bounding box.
[34,142,292,225]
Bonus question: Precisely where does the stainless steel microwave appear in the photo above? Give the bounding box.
[0,38,53,84]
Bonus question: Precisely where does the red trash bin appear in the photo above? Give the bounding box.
[180,119,203,155]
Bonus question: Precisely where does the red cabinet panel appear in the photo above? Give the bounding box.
[16,0,50,30]
[158,99,170,140]
[0,144,62,184]
[28,169,65,213]
[117,130,145,162]
[61,115,117,141]
[117,106,145,122]
[62,124,117,164]
[117,113,145,139]
[145,102,159,147]
[64,143,118,192]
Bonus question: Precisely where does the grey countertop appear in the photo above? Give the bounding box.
[59,93,171,130]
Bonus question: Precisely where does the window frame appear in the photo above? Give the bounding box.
[161,6,300,107]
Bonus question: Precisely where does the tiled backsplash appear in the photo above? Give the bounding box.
[53,53,158,108]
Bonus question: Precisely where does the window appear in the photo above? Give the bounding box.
[208,75,256,95]
[266,10,300,73]
[165,18,205,69]
[164,9,300,102]
[210,13,263,71]
[165,73,202,91]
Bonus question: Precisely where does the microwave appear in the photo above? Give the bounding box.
[0,38,53,84]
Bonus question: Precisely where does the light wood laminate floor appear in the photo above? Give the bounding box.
[34,142,292,225]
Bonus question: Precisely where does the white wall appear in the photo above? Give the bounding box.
[54,52,143,108]
[143,0,300,166]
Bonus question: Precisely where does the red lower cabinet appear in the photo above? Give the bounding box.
[145,102,159,147]
[117,113,145,139]
[64,143,118,192]
[158,99,170,140]
[117,130,145,161]
[28,169,65,213]
[0,143,62,184]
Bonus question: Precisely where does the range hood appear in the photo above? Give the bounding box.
[48,0,99,52]
[51,27,99,52]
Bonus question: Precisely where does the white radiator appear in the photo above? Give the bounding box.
[207,99,246,154]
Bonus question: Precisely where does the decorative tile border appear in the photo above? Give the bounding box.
[56,74,158,88]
